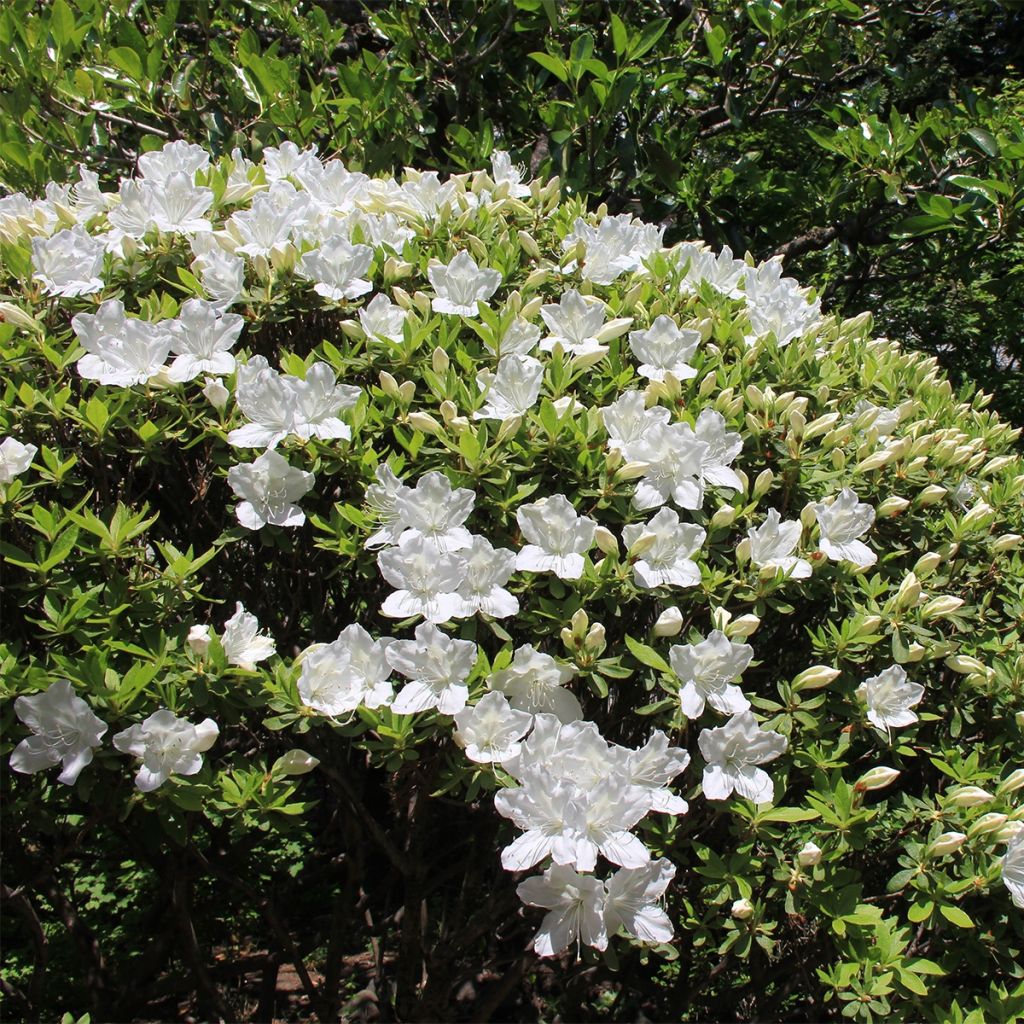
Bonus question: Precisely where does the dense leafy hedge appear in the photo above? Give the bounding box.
[1,143,1023,1022]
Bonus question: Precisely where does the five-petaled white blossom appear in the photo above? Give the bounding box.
[72,299,173,386]
[0,437,37,484]
[698,711,787,804]
[747,508,811,579]
[9,680,107,785]
[628,315,700,381]
[623,508,705,589]
[516,494,597,580]
[385,622,477,715]
[166,299,244,382]
[32,227,105,297]
[488,644,581,722]
[453,691,533,763]
[856,664,924,732]
[113,709,219,792]
[604,859,677,944]
[394,471,475,553]
[377,533,469,623]
[428,250,501,316]
[517,864,608,957]
[297,236,374,301]
[670,630,753,719]
[220,602,277,669]
[540,289,619,357]
[298,624,394,716]
[475,354,544,420]
[227,449,315,530]
[359,293,408,343]
[456,536,519,618]
[812,488,877,567]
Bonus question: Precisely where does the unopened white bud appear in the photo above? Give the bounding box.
[628,531,658,557]
[926,831,967,857]
[407,411,443,435]
[893,573,922,610]
[855,450,893,473]
[594,526,619,557]
[921,595,965,620]
[793,665,841,691]
[710,504,737,529]
[857,614,883,634]
[585,622,606,654]
[857,766,900,792]
[201,376,229,411]
[993,533,1023,552]
[273,749,320,776]
[616,461,651,481]
[432,346,450,374]
[913,551,943,575]
[653,607,684,637]
[995,821,1024,844]
[960,502,995,532]
[379,371,402,400]
[495,415,522,443]
[968,813,1008,839]
[560,626,575,648]
[187,624,211,656]
[735,537,752,563]
[916,485,947,506]
[730,898,754,920]
[438,400,458,423]
[699,372,718,397]
[571,609,589,634]
[517,230,541,260]
[981,455,1016,477]
[947,786,994,807]
[876,496,910,517]
[798,842,822,867]
[800,502,818,529]
[945,654,987,676]
[803,412,841,440]
[726,614,760,639]
[753,469,774,499]
[998,769,1024,796]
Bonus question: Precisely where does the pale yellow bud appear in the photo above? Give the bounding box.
[803,412,841,440]
[998,769,1024,796]
[798,842,822,867]
[800,502,818,529]
[432,346,450,373]
[710,504,737,529]
[904,642,926,662]
[449,416,471,435]
[855,450,894,473]
[856,766,900,792]
[995,821,1024,844]
[793,665,841,691]
[981,455,1016,477]
[521,296,544,320]
[726,614,760,639]
[735,537,752,564]
[916,485,947,506]
[653,607,684,637]
[379,371,401,400]
[730,898,754,920]
[753,469,774,499]
[921,596,965,620]
[876,496,910,517]
[959,502,995,533]
[496,415,522,443]
[711,607,732,632]
[789,409,806,437]
[628,531,658,557]
[399,381,416,404]
[585,622,606,654]
[857,614,883,634]
[893,573,922,610]
[273,749,320,776]
[594,526,619,557]
[616,461,651,482]
[438,400,458,423]
[407,411,443,435]
[926,831,967,857]
[517,230,541,260]
[571,609,589,634]
[993,533,1023,552]
[947,786,994,807]
[831,448,847,471]
[560,627,575,648]
[913,551,943,575]
[945,655,987,676]
[699,372,718,397]
[596,317,634,344]
[745,385,764,411]
[968,813,1008,839]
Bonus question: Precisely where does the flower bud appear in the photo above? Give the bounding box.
[1017,711,1024,730]
[945,654,987,676]
[699,372,718,397]
[438,400,458,423]
[789,409,806,437]
[594,526,619,557]
[517,229,541,260]
[876,496,910,518]
[560,627,575,648]
[573,347,610,371]
[398,381,417,405]
[628,531,658,557]
[653,607,684,637]
[926,831,967,857]
[730,898,754,920]
[571,609,589,635]
[407,411,443,435]
[998,769,1024,796]
[0,301,43,333]
[857,614,883,634]
[981,455,1016,477]
[892,572,922,610]
[968,813,1008,839]
[803,412,841,440]
[800,502,818,529]
[793,665,841,691]
[913,551,943,575]
[272,749,320,776]
[946,786,994,807]
[726,614,760,639]
[959,502,995,533]
[187,624,211,656]
[798,842,822,867]
[921,595,965,620]
[995,821,1024,844]
[615,460,651,482]
[710,504,736,529]
[993,533,1022,553]
[753,469,774,499]
[496,415,522,443]
[916,485,947,506]
[379,370,402,400]
[585,622,606,655]
[903,642,926,662]
[735,537,752,564]
[432,346,450,374]
[855,450,894,473]
[202,376,229,411]
[856,766,900,792]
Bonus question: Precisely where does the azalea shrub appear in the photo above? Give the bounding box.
[1,143,1023,1023]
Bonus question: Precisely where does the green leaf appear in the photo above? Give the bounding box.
[624,635,671,674]
[629,18,670,60]
[49,0,76,48]
[964,127,999,158]
[704,25,727,65]
[108,46,143,81]
[939,904,974,929]
[528,51,568,84]
[610,13,628,60]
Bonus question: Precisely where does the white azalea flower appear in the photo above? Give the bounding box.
[220,602,276,669]
[628,315,700,381]
[69,164,113,220]
[393,471,475,553]
[229,356,297,448]
[227,449,315,530]
[1002,831,1024,909]
[488,644,581,722]
[622,508,705,589]
[106,179,154,245]
[9,680,107,785]
[228,188,308,261]
[562,214,664,285]
[475,354,544,420]
[453,691,533,763]
[745,275,821,347]
[288,362,361,442]
[624,732,691,814]
[359,293,408,343]
[517,864,608,956]
[294,159,371,215]
[191,238,246,310]
[113,709,219,792]
[515,494,597,580]
[72,299,173,387]
[486,317,541,357]
[747,509,811,579]
[377,533,469,623]
[147,172,214,234]
[385,622,477,715]
[604,859,677,943]
[671,630,753,718]
[348,210,415,252]
[364,463,413,549]
[399,170,458,218]
[694,409,744,492]
[166,299,244,382]
[698,710,788,803]
[629,421,709,511]
[850,399,900,437]
[31,227,105,297]
[137,140,210,184]
[539,289,610,356]
[0,437,37,483]
[680,244,746,297]
[456,536,519,618]
[495,766,585,870]
[601,390,669,455]
[812,488,877,567]
[856,664,924,732]
[223,147,258,204]
[297,236,374,301]
[490,150,531,198]
[262,141,321,183]
[298,624,394,716]
[428,250,502,316]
